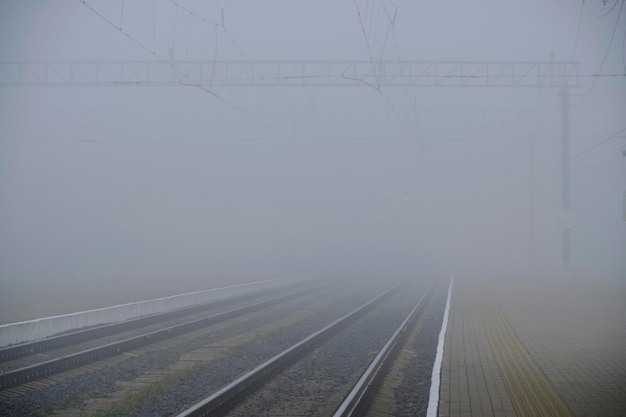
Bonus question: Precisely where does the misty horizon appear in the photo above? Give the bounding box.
[1,1,625,319]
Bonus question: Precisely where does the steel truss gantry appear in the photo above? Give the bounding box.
[0,60,579,88]
[2,59,579,267]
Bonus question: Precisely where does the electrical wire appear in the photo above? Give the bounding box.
[380,1,401,59]
[568,0,585,70]
[165,0,312,122]
[168,0,219,25]
[354,0,380,89]
[582,0,620,18]
[352,0,421,139]
[185,11,190,63]
[76,0,271,130]
[577,0,624,104]
[151,0,156,51]
[622,24,626,71]
[573,149,623,170]
[582,72,626,76]
[212,1,315,131]
[570,127,626,161]
[203,0,326,138]
[120,0,125,30]
[172,2,178,60]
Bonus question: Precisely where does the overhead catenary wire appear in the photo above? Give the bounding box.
[582,0,621,18]
[151,0,157,51]
[572,148,625,170]
[527,0,582,148]
[352,0,422,140]
[533,129,626,183]
[354,0,381,90]
[76,0,272,130]
[570,127,626,161]
[622,26,626,71]
[566,0,586,86]
[39,1,605,147]
[168,0,219,25]
[120,0,125,30]
[380,1,401,59]
[172,1,178,60]
[165,0,314,117]
[576,0,625,104]
[179,0,316,131]
[582,72,626,77]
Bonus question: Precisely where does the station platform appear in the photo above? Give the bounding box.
[438,275,626,417]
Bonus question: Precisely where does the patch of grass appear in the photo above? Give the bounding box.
[76,293,342,416]
[80,363,206,417]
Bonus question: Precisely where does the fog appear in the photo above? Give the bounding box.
[1,1,625,316]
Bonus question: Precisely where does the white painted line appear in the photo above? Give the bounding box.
[426,273,454,417]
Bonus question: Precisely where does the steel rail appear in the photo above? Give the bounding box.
[175,283,404,417]
[0,285,316,391]
[333,281,438,417]
[0,282,308,363]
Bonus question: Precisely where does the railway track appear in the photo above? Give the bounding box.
[1,278,391,417]
[0,281,307,365]
[1,277,446,417]
[335,279,450,417]
[172,278,448,417]
[0,280,319,394]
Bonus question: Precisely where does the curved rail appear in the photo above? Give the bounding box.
[0,285,315,391]
[333,281,437,417]
[175,283,403,417]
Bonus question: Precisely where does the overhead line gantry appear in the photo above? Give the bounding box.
[1,58,579,268]
[0,60,579,88]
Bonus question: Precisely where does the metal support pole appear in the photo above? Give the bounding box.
[529,134,536,265]
[560,88,571,269]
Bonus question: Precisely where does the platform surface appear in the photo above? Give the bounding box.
[438,276,626,417]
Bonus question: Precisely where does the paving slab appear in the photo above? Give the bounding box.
[439,277,626,417]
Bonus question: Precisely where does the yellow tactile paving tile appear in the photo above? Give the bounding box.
[439,280,516,417]
[439,278,626,417]
[476,285,574,417]
[488,281,626,417]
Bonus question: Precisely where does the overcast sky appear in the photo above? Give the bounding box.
[0,0,625,304]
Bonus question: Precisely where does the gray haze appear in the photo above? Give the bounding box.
[1,1,625,315]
